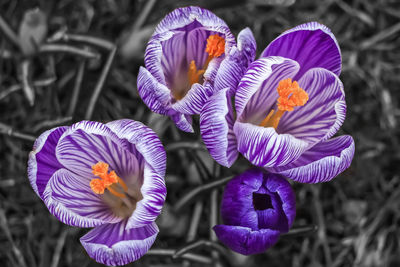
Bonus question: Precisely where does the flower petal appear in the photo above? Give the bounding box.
[277,68,346,145]
[261,22,341,78]
[200,88,238,167]
[126,164,166,229]
[105,120,167,228]
[264,173,296,230]
[213,225,280,255]
[213,28,256,94]
[28,126,67,198]
[237,27,257,65]
[220,169,263,229]
[81,221,159,266]
[153,7,235,47]
[106,119,166,177]
[234,121,309,168]
[137,66,172,115]
[267,135,355,183]
[55,121,134,179]
[171,113,194,133]
[43,169,121,228]
[235,57,300,123]
[171,83,213,115]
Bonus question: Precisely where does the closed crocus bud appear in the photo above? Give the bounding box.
[19,8,47,56]
[213,168,296,255]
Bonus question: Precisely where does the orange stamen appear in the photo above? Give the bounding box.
[107,186,126,198]
[90,161,128,197]
[187,60,205,87]
[260,78,309,129]
[90,179,105,194]
[205,34,225,58]
[186,34,226,87]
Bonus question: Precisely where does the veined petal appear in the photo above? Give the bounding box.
[237,27,257,65]
[267,135,355,183]
[171,113,194,133]
[213,225,280,255]
[277,68,346,146]
[137,66,172,115]
[200,88,238,167]
[81,221,158,266]
[105,120,167,228]
[153,7,235,48]
[261,22,341,78]
[220,169,262,229]
[55,121,135,180]
[106,119,166,177]
[127,164,166,229]
[235,57,300,123]
[171,83,212,115]
[234,121,309,168]
[213,28,256,94]
[28,126,67,198]
[43,169,121,228]
[264,174,296,229]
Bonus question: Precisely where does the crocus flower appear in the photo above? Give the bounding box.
[200,22,355,183]
[27,119,166,266]
[138,6,256,132]
[213,168,295,255]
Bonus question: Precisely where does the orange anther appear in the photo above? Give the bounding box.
[90,179,105,194]
[205,34,225,58]
[276,78,309,112]
[92,162,109,178]
[260,78,309,129]
[90,161,127,197]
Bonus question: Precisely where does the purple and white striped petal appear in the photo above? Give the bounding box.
[105,120,167,228]
[43,169,121,228]
[126,165,166,229]
[277,68,346,146]
[200,88,238,167]
[55,121,134,180]
[261,22,341,78]
[213,28,256,94]
[153,6,235,43]
[81,221,158,266]
[234,121,309,168]
[106,119,166,177]
[235,57,300,124]
[171,113,194,133]
[267,135,355,183]
[137,67,172,115]
[28,126,67,198]
[213,225,280,255]
[237,27,257,66]
[171,83,213,115]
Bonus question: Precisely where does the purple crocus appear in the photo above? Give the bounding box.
[213,168,295,255]
[200,22,355,183]
[138,6,256,132]
[27,119,166,266]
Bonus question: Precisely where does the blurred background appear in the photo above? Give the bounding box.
[0,0,399,266]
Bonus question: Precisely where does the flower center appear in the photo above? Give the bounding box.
[253,192,273,211]
[90,162,128,198]
[176,34,225,100]
[260,78,309,129]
